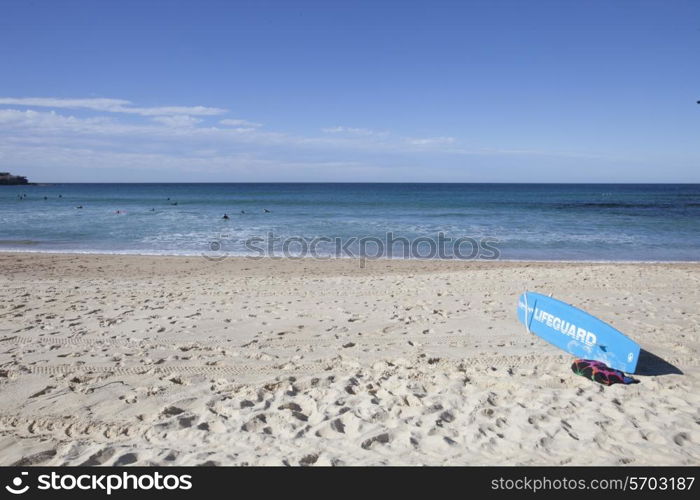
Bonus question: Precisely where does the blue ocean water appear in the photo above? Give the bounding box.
[0,183,699,261]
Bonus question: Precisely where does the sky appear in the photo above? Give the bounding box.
[0,0,699,183]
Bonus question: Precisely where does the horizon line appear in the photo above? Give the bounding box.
[15,181,700,185]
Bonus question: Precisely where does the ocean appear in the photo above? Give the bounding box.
[1,183,699,261]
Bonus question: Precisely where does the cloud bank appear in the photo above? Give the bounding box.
[0,97,226,116]
[0,96,624,182]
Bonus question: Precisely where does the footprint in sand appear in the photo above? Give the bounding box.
[80,447,116,466]
[11,449,57,466]
[114,452,138,465]
[361,432,391,450]
[673,432,690,447]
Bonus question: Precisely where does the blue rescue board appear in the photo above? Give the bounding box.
[517,292,640,373]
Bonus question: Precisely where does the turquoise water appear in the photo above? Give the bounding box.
[1,183,699,261]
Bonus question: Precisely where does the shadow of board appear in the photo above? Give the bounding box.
[635,349,684,376]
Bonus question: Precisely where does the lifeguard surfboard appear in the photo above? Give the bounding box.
[517,292,640,373]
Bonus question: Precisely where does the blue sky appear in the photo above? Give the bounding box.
[0,0,698,182]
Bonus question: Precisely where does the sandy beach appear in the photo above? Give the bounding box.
[0,252,698,466]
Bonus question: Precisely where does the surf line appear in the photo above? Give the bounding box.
[531,308,598,347]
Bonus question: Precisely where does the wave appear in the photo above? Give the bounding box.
[0,239,40,246]
[1,247,699,264]
[550,202,700,210]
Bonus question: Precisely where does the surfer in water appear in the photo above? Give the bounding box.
[263,208,271,213]
[240,210,246,214]
[222,213,230,220]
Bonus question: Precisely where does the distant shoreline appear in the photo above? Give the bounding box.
[1,250,699,266]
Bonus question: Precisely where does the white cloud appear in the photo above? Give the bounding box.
[219,118,262,128]
[321,126,377,136]
[0,97,226,116]
[151,115,202,128]
[407,136,456,146]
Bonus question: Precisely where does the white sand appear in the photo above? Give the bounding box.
[0,252,698,465]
